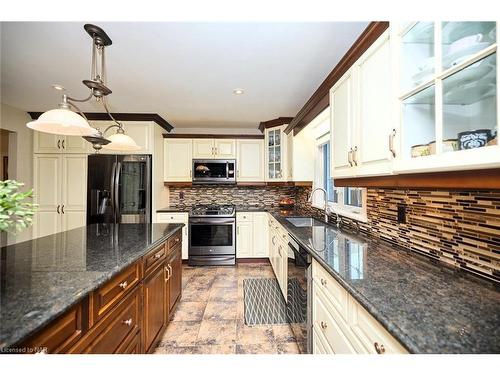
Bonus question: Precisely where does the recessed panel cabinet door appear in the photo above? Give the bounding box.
[215,139,236,158]
[253,212,269,257]
[236,221,253,258]
[330,69,355,179]
[63,136,92,154]
[164,139,193,181]
[34,132,62,153]
[357,31,394,177]
[168,246,182,312]
[143,264,167,353]
[193,139,215,159]
[237,139,264,181]
[62,155,87,212]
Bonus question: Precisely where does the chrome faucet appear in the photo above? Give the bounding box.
[308,187,332,224]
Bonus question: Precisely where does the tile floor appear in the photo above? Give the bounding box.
[154,263,301,354]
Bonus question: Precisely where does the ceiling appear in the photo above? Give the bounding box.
[1,22,368,131]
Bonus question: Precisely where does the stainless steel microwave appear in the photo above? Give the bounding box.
[192,159,236,184]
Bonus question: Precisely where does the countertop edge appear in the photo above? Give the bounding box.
[3,223,184,349]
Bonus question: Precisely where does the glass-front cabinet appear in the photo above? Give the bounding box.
[394,21,499,173]
[265,125,288,181]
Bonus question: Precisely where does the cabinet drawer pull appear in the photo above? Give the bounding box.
[348,149,353,167]
[352,146,358,166]
[123,318,133,326]
[320,278,327,286]
[119,281,128,289]
[389,129,396,158]
[320,321,328,330]
[56,205,60,214]
[61,205,65,214]
[374,342,385,354]
[278,245,282,257]
[61,140,65,149]
[57,139,61,149]
[282,233,287,240]
[272,236,276,245]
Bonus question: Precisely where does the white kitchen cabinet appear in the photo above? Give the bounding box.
[236,139,265,182]
[193,139,236,159]
[356,30,396,177]
[267,214,288,300]
[311,259,408,354]
[163,139,193,182]
[265,125,288,181]
[214,139,236,158]
[330,68,356,179]
[286,131,294,180]
[156,212,189,260]
[253,212,269,257]
[34,132,91,154]
[236,212,269,258]
[393,21,500,174]
[236,219,253,258]
[33,154,87,238]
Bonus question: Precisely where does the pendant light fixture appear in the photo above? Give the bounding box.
[26,24,140,152]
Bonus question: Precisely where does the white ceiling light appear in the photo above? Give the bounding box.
[233,88,245,95]
[102,129,141,151]
[26,24,140,152]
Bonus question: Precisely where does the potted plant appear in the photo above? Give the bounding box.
[0,180,37,233]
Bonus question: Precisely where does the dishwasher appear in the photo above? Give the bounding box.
[287,236,313,354]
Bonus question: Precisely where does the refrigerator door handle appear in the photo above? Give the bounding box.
[110,162,117,212]
[114,162,122,220]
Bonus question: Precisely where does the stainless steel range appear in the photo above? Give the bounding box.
[188,204,236,266]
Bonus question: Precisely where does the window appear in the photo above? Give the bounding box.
[313,137,367,223]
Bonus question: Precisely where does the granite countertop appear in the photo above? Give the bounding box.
[269,209,500,354]
[0,223,184,349]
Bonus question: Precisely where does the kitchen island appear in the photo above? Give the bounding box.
[0,223,184,353]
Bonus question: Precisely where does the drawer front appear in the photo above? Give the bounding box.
[73,286,142,354]
[313,260,349,321]
[313,326,334,354]
[144,243,167,275]
[236,212,253,222]
[23,299,87,353]
[313,287,358,354]
[92,263,141,322]
[157,212,188,222]
[348,295,408,354]
[167,230,182,251]
[117,332,141,354]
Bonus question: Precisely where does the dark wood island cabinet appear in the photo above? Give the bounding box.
[15,226,184,354]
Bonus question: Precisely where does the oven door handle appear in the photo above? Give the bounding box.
[189,218,235,225]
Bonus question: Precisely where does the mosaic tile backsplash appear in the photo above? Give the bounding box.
[296,187,500,283]
[169,185,296,207]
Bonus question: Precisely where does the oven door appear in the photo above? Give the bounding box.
[189,217,236,256]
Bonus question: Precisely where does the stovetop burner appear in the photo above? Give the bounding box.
[189,204,236,217]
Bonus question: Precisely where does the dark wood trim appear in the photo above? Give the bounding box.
[236,258,270,264]
[28,111,174,132]
[164,181,312,187]
[258,117,294,133]
[163,133,264,139]
[334,168,500,190]
[285,22,390,136]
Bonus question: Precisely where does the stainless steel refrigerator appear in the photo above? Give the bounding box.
[87,154,152,224]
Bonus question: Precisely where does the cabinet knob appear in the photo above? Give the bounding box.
[119,281,128,289]
[154,252,162,259]
[175,237,180,242]
[123,318,133,326]
[374,342,385,354]
[321,278,327,286]
[320,321,327,330]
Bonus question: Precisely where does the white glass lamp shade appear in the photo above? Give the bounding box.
[26,108,96,136]
[102,132,141,151]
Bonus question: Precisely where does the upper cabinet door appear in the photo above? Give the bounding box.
[63,136,92,154]
[193,139,215,159]
[34,132,62,153]
[236,139,264,181]
[164,139,193,181]
[214,139,236,158]
[330,68,356,179]
[265,126,288,181]
[356,30,395,177]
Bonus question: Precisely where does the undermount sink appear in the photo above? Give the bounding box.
[285,217,325,227]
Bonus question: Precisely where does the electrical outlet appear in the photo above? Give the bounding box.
[397,203,406,224]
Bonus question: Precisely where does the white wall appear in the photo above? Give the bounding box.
[0,103,34,244]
